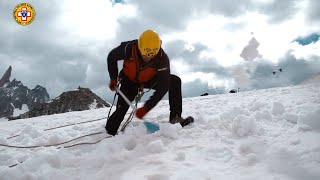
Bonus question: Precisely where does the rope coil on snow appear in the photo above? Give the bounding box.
[7,134,112,168]
[6,117,108,140]
[1,131,109,149]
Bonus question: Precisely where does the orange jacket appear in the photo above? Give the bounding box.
[107,40,170,110]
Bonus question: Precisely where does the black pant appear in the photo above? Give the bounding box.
[105,74,182,136]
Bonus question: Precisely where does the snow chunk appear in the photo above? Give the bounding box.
[25,148,62,169]
[239,140,266,165]
[250,101,268,112]
[21,125,42,139]
[232,114,256,137]
[221,107,250,123]
[254,110,272,121]
[298,109,320,129]
[146,140,165,154]
[15,125,48,145]
[239,140,266,155]
[48,134,63,144]
[159,123,181,139]
[123,135,137,151]
[272,101,285,116]
[281,113,299,124]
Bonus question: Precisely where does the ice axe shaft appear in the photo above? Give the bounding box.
[115,87,136,111]
[115,87,160,133]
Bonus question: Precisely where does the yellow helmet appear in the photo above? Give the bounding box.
[138,29,161,57]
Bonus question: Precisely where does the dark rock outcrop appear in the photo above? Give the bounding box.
[10,87,110,120]
[0,79,49,118]
[0,66,12,87]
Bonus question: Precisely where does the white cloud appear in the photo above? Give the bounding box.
[290,41,320,59]
[171,57,234,89]
[59,0,137,41]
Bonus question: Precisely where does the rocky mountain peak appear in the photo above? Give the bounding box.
[0,67,50,118]
[0,66,12,87]
[11,86,110,120]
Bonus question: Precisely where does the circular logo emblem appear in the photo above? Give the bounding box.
[13,3,36,26]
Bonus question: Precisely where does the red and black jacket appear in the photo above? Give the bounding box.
[107,39,170,110]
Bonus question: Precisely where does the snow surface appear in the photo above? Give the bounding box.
[89,99,98,109]
[12,104,29,117]
[300,73,320,85]
[89,99,106,109]
[0,83,319,180]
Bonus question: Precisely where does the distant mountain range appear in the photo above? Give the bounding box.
[10,87,111,120]
[0,66,110,119]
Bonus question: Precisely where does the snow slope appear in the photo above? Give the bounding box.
[0,83,319,180]
[300,72,320,85]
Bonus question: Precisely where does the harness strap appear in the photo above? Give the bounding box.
[132,45,141,82]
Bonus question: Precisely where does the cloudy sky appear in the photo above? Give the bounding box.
[1,0,319,102]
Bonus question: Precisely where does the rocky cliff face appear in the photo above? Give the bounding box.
[0,66,12,87]
[10,87,110,120]
[0,79,50,118]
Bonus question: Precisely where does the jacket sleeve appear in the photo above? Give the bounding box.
[144,50,171,110]
[107,41,132,80]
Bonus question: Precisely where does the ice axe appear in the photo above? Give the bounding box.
[115,87,160,133]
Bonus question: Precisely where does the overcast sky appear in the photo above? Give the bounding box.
[1,0,319,102]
